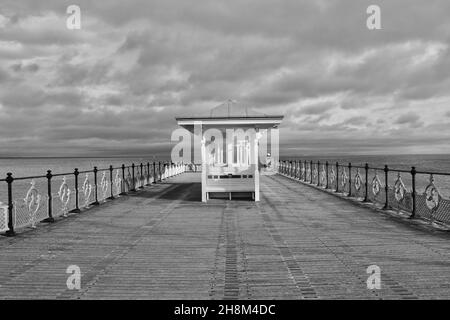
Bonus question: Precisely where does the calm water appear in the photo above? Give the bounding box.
[1,154,450,203]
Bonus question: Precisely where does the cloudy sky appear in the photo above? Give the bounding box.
[1,0,450,157]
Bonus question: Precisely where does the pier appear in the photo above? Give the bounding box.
[0,170,449,300]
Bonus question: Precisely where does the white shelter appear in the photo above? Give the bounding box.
[176,100,283,202]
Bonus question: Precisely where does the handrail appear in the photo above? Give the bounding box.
[1,161,190,236]
[277,159,450,227]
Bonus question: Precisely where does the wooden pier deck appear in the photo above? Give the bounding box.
[0,172,449,300]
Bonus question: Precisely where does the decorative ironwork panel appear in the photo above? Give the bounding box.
[320,165,326,187]
[114,170,122,196]
[57,176,71,217]
[81,174,92,208]
[353,168,365,199]
[340,168,348,192]
[415,174,447,223]
[0,202,8,232]
[368,170,386,207]
[330,167,336,190]
[100,171,108,201]
[125,168,132,192]
[312,164,318,182]
[301,163,305,180]
[14,180,48,229]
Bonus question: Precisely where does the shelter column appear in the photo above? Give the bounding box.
[254,129,261,202]
[201,136,207,202]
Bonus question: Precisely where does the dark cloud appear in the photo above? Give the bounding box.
[0,0,449,156]
[395,113,422,126]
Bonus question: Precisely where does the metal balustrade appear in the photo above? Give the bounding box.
[1,161,187,237]
[277,160,450,227]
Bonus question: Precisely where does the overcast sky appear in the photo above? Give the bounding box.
[1,0,450,157]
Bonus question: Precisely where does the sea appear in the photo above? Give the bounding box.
[0,154,450,203]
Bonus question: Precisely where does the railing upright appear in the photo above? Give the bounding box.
[304,160,307,181]
[153,162,156,183]
[317,161,321,186]
[43,170,55,223]
[310,161,313,184]
[348,163,352,197]
[158,162,162,182]
[109,165,114,199]
[120,164,126,195]
[146,162,151,186]
[383,165,389,210]
[336,162,339,192]
[326,161,329,189]
[5,173,15,236]
[140,163,144,189]
[93,167,99,205]
[73,168,81,212]
[411,166,417,219]
[131,163,136,191]
[364,163,369,202]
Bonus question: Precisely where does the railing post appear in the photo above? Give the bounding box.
[326,161,329,189]
[131,163,136,191]
[364,163,369,202]
[317,161,321,186]
[146,162,151,186]
[336,162,339,192]
[310,161,313,184]
[410,166,417,219]
[109,165,114,199]
[158,162,162,182]
[153,162,156,183]
[93,167,99,205]
[383,165,389,210]
[72,168,81,213]
[348,163,352,197]
[5,173,15,236]
[296,160,299,179]
[43,170,55,223]
[120,164,126,195]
